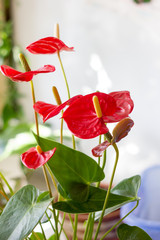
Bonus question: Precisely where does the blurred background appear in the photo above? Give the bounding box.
[0,0,160,190]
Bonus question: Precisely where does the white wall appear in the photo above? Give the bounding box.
[10,0,160,183]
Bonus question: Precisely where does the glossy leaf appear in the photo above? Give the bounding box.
[53,185,138,214]
[111,175,141,198]
[95,175,141,220]
[117,223,152,240]
[34,134,105,202]
[0,185,53,240]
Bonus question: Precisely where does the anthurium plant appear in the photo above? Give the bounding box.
[0,24,152,240]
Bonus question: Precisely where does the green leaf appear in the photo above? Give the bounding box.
[0,185,53,240]
[48,234,56,240]
[34,134,105,202]
[111,175,141,198]
[117,223,152,240]
[29,232,44,240]
[53,185,137,214]
[95,175,141,220]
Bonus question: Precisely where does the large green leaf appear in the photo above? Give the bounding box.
[95,175,141,220]
[0,185,53,240]
[34,134,105,202]
[117,223,152,240]
[53,185,137,214]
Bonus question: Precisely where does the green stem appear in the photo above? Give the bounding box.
[87,213,95,240]
[39,221,47,240]
[57,51,70,99]
[101,149,106,171]
[68,213,75,230]
[19,54,39,136]
[83,213,93,240]
[43,165,59,240]
[94,143,119,240]
[100,200,139,240]
[0,172,14,196]
[98,135,102,166]
[60,111,64,144]
[73,214,78,240]
[45,211,55,232]
[58,219,70,240]
[57,51,76,149]
[30,80,39,136]
[0,189,9,201]
[43,165,52,196]
[101,134,107,171]
[58,212,66,237]
[72,134,76,150]
[45,164,58,192]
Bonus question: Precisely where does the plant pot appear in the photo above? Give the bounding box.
[59,209,120,240]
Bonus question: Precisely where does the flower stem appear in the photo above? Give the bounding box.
[58,212,66,237]
[39,221,47,240]
[45,211,55,232]
[0,172,14,196]
[58,219,70,240]
[19,53,39,136]
[57,51,70,99]
[57,51,76,149]
[94,142,119,240]
[98,135,102,166]
[83,214,92,240]
[45,164,58,192]
[100,200,139,240]
[0,189,9,201]
[60,113,64,144]
[30,80,39,136]
[43,165,53,197]
[73,214,78,240]
[43,165,59,240]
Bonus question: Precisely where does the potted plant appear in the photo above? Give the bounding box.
[0,24,152,240]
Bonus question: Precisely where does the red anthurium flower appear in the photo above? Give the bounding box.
[33,95,82,122]
[92,118,134,157]
[26,37,74,54]
[62,91,134,139]
[21,145,56,169]
[0,65,55,82]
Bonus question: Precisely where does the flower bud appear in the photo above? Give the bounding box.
[112,118,134,144]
